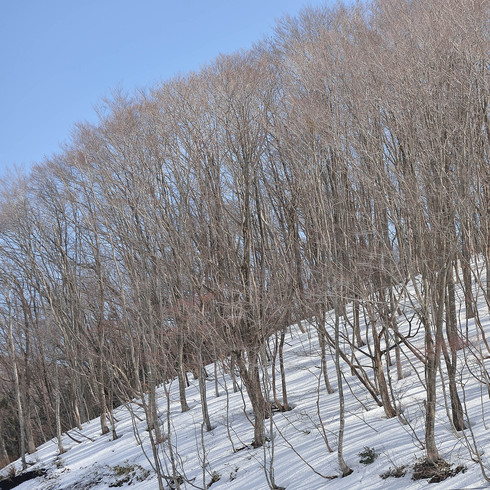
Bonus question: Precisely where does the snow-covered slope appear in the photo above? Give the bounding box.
[2,276,490,489]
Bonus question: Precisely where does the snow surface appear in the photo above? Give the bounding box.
[2,273,490,489]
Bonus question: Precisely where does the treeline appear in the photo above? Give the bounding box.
[0,0,488,485]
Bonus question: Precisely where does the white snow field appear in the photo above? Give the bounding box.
[2,271,490,489]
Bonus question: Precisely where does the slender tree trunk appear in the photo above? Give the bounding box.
[461,230,475,319]
[108,366,119,441]
[8,305,27,469]
[71,367,83,430]
[148,365,162,442]
[425,322,440,463]
[353,295,364,347]
[177,333,190,412]
[366,303,397,418]
[443,272,465,431]
[278,329,290,410]
[230,356,239,393]
[318,329,334,394]
[24,404,36,455]
[214,361,220,398]
[98,354,109,435]
[54,361,66,455]
[392,321,404,381]
[389,286,404,380]
[198,348,212,432]
[333,300,352,477]
[21,312,37,455]
[271,333,284,411]
[424,267,448,464]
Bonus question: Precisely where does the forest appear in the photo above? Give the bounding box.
[0,0,488,487]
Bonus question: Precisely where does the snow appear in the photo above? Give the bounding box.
[2,271,490,489]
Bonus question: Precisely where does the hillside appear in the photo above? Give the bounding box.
[1,270,490,489]
[0,1,487,487]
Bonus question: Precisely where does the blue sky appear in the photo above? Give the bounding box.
[0,0,335,176]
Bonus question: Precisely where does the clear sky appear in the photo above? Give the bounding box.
[0,0,336,176]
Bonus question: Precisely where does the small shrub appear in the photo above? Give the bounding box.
[412,458,466,483]
[112,462,134,477]
[207,471,220,488]
[380,465,407,479]
[109,461,150,487]
[169,474,184,489]
[359,447,378,465]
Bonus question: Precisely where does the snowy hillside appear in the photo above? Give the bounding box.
[1,274,490,490]
[0,0,486,487]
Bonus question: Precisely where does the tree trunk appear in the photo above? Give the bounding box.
[24,404,36,455]
[461,230,475,319]
[177,334,190,412]
[8,306,27,469]
[353,295,364,347]
[54,361,66,455]
[389,286,404,380]
[98,354,109,435]
[278,329,291,410]
[236,350,267,448]
[443,272,465,431]
[424,268,448,464]
[318,329,334,394]
[424,324,440,463]
[366,303,397,418]
[198,349,212,432]
[271,333,284,411]
[71,368,84,430]
[333,301,352,477]
[148,365,162,442]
